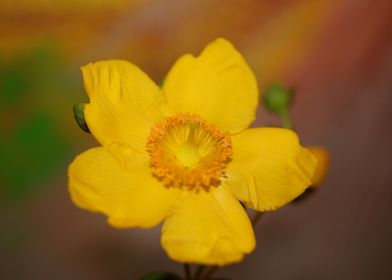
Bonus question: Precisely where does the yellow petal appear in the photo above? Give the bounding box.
[163,38,258,133]
[226,128,317,212]
[307,146,330,187]
[161,185,255,265]
[82,60,166,152]
[68,144,179,228]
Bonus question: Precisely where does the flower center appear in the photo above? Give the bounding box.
[146,113,232,191]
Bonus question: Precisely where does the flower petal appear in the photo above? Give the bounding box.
[226,128,317,212]
[161,185,255,265]
[163,38,258,133]
[68,144,179,228]
[82,60,166,152]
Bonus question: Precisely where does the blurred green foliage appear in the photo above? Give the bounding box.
[0,111,70,200]
[0,64,29,108]
[0,42,82,202]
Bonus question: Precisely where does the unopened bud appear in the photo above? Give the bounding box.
[262,83,293,113]
[73,103,90,133]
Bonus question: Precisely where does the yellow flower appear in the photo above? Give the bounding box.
[308,146,330,187]
[68,38,317,265]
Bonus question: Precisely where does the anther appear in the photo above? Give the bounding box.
[146,113,232,191]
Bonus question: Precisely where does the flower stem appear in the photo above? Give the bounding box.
[184,263,191,280]
[279,109,292,129]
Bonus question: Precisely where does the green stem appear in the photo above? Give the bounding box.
[279,109,292,129]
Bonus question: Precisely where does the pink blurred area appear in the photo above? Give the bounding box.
[1,0,392,279]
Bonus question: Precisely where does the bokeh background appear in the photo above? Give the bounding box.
[1,0,391,279]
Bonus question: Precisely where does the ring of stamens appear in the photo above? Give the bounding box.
[146,113,232,191]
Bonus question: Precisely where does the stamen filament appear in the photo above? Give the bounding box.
[146,113,232,191]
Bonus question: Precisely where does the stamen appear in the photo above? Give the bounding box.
[146,113,232,191]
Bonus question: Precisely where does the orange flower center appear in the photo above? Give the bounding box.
[146,113,232,191]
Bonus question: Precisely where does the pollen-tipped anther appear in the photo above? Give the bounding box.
[146,113,232,191]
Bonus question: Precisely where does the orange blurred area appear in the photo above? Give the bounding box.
[1,0,391,279]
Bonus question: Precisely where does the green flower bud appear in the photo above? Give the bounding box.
[262,83,293,113]
[73,103,90,133]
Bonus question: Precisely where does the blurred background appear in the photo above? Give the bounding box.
[1,0,391,279]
